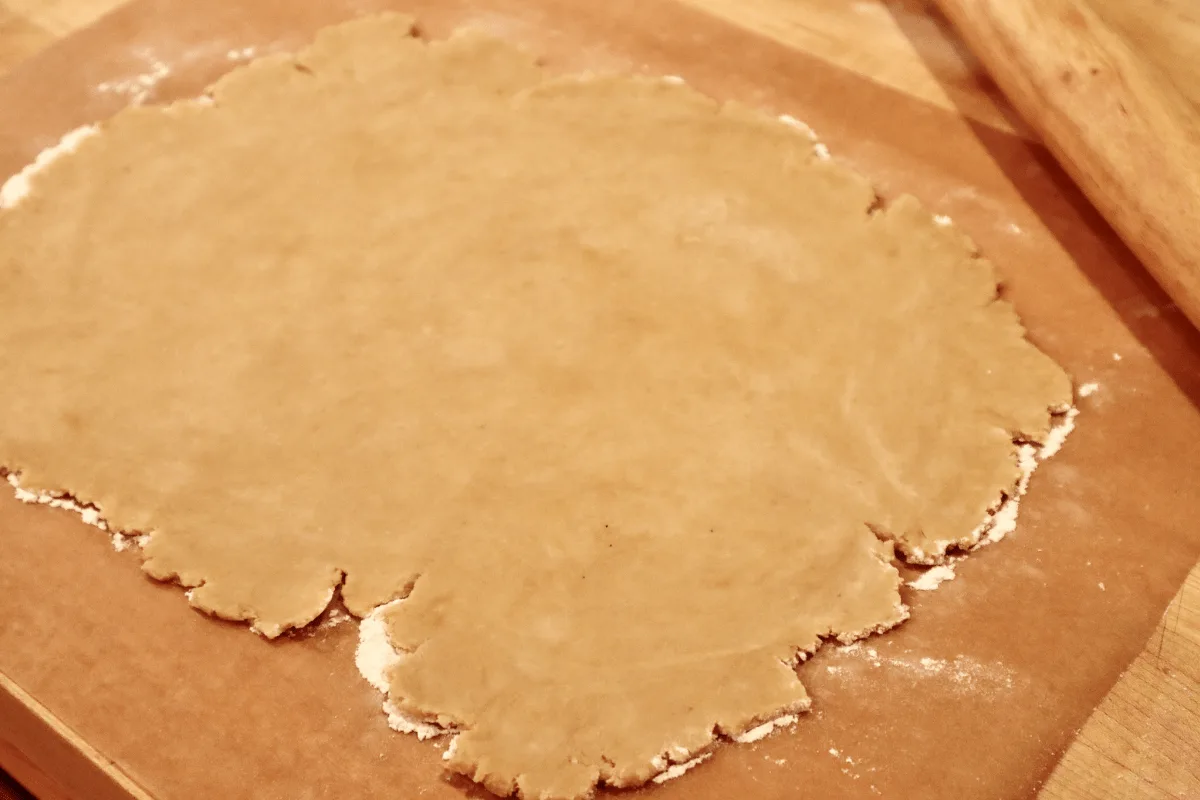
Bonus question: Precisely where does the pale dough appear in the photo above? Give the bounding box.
[0,15,1071,799]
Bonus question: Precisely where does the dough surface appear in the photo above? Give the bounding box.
[0,15,1070,799]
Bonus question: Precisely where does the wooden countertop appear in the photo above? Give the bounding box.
[0,1,1196,798]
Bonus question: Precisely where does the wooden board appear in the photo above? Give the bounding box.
[933,0,1200,339]
[0,1,1197,799]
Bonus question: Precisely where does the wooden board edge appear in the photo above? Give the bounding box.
[0,672,151,800]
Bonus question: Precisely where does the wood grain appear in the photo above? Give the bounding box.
[933,0,1200,331]
[0,0,117,35]
[0,1,1196,798]
[1042,573,1200,799]
[671,0,1029,136]
[1086,0,1200,114]
[0,675,152,800]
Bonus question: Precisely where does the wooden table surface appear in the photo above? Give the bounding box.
[0,1,1195,798]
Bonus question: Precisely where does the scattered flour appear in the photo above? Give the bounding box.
[356,601,453,740]
[651,752,712,784]
[967,407,1077,554]
[95,47,171,105]
[111,532,150,552]
[932,213,953,227]
[1039,407,1078,459]
[778,113,815,137]
[908,404,1076,564]
[1077,382,1099,398]
[354,601,403,693]
[907,563,957,591]
[1112,352,1123,362]
[774,112,830,161]
[357,600,800,783]
[320,607,351,629]
[0,125,99,210]
[4,79,1064,788]
[776,113,805,128]
[826,746,872,781]
[383,699,449,740]
[831,645,1016,694]
[977,442,1037,546]
[227,47,258,61]
[733,714,799,744]
[4,470,147,553]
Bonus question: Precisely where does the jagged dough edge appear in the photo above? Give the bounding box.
[1,18,1076,795]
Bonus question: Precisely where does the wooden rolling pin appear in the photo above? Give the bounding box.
[932,0,1200,331]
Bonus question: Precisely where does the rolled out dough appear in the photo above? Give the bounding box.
[0,14,1071,799]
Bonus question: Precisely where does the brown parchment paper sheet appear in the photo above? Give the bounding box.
[1,1,1198,799]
